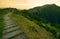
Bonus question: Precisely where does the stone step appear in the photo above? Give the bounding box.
[3,29,23,39]
[5,24,16,26]
[3,27,20,34]
[5,20,15,24]
[8,32,25,39]
[4,25,17,30]
[3,28,21,35]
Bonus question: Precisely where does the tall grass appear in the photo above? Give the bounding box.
[10,14,55,39]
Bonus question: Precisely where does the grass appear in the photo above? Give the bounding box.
[0,16,4,39]
[33,20,60,39]
[10,13,55,39]
[41,23,60,37]
[15,12,60,39]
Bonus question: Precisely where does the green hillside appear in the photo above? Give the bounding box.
[11,4,60,39]
[10,13,55,39]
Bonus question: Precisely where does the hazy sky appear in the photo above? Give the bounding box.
[0,0,60,9]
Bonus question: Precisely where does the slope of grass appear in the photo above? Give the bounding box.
[16,12,60,39]
[0,16,4,39]
[10,13,55,39]
[38,22,60,39]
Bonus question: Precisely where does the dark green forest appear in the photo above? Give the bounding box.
[0,4,60,39]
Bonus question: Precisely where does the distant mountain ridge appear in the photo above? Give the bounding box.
[28,4,60,24]
[0,4,60,24]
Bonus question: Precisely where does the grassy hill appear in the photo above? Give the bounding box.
[11,4,60,39]
[10,13,55,39]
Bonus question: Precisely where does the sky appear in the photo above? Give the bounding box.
[0,0,60,9]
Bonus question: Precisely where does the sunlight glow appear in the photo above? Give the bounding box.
[0,0,60,9]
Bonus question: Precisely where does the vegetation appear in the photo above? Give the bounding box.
[10,14,55,39]
[0,17,4,39]
[0,4,60,39]
[12,4,60,39]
